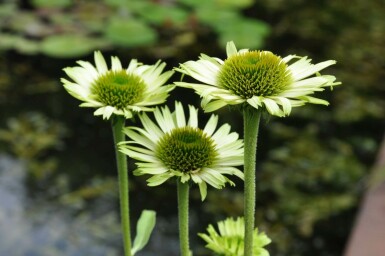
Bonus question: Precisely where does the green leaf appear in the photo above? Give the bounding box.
[131,210,156,255]
[32,0,73,8]
[217,18,270,49]
[104,18,157,47]
[196,7,241,26]
[134,3,188,26]
[180,0,253,9]
[40,35,109,58]
[0,34,39,54]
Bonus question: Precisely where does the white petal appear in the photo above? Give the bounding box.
[139,113,164,141]
[187,105,198,127]
[203,114,218,136]
[111,56,122,71]
[94,51,108,74]
[127,59,140,72]
[174,101,186,128]
[226,41,238,58]
[262,98,283,117]
[203,100,229,112]
[270,96,292,116]
[212,124,231,142]
[247,96,263,109]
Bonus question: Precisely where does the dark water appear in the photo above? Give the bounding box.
[0,154,191,256]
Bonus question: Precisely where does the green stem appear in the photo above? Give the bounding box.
[177,180,190,256]
[243,107,262,256]
[112,115,132,256]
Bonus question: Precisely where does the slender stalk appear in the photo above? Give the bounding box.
[112,115,132,256]
[243,107,262,256]
[177,180,190,256]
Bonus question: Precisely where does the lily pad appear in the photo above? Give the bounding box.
[180,0,253,9]
[40,35,109,58]
[32,0,73,8]
[195,7,240,27]
[135,3,188,26]
[104,18,157,47]
[0,34,40,54]
[217,18,271,49]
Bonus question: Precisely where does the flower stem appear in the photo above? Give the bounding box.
[243,107,262,256]
[112,115,132,256]
[177,180,190,256]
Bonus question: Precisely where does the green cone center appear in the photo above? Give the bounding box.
[91,70,146,109]
[218,51,292,99]
[156,126,218,173]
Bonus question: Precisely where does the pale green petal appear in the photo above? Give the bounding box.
[262,98,283,117]
[76,60,99,79]
[94,51,108,74]
[121,148,159,163]
[121,144,155,157]
[226,41,238,57]
[174,101,186,128]
[203,99,229,112]
[199,168,227,189]
[61,79,89,100]
[111,56,122,71]
[203,114,218,136]
[282,54,299,63]
[247,96,263,109]
[187,105,198,127]
[212,124,231,142]
[157,105,176,133]
[270,96,292,116]
[123,128,157,150]
[139,113,164,141]
[198,181,208,201]
[146,173,174,186]
[214,166,244,180]
[299,96,330,105]
[93,106,115,119]
[178,61,218,86]
[127,59,141,72]
[213,131,238,148]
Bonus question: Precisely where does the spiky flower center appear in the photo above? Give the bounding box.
[91,70,146,109]
[218,51,293,98]
[156,126,218,173]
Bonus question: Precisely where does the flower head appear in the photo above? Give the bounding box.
[175,41,340,117]
[199,217,271,256]
[119,101,244,200]
[61,51,174,120]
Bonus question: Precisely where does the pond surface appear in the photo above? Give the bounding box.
[0,154,191,256]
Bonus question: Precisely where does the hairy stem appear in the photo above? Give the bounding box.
[177,180,190,256]
[243,107,262,256]
[112,115,132,256]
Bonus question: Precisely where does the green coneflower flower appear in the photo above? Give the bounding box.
[175,41,340,117]
[199,217,271,256]
[61,51,174,120]
[119,101,244,200]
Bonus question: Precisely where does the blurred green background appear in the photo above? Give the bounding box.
[0,0,384,255]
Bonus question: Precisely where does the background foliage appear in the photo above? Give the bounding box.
[0,0,384,255]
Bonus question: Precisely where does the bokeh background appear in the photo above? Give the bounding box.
[0,0,384,255]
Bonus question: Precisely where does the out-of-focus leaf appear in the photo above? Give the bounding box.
[196,7,240,26]
[0,34,39,54]
[134,3,188,26]
[217,19,271,49]
[196,7,270,49]
[104,18,157,47]
[180,0,253,9]
[32,0,73,8]
[40,35,109,58]
[131,210,156,255]
[0,3,16,19]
